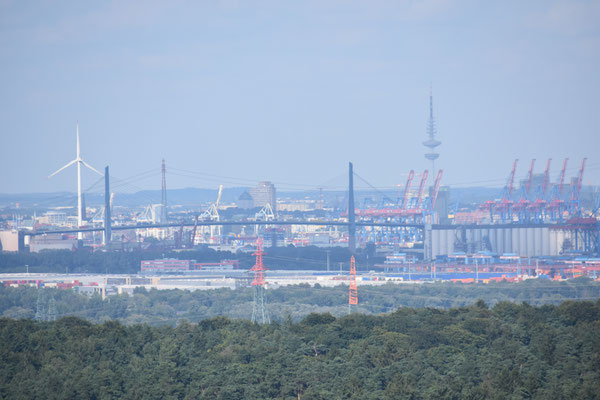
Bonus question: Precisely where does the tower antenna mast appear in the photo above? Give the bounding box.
[423,87,441,180]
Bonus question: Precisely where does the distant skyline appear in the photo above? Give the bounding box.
[1,0,599,194]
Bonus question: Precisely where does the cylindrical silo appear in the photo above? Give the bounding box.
[489,228,497,253]
[433,229,441,258]
[526,228,535,257]
[512,228,521,255]
[475,229,483,251]
[534,227,543,256]
[505,227,512,253]
[541,227,550,256]
[549,229,558,256]
[519,228,527,256]
[557,230,566,254]
[438,229,445,256]
[440,229,452,254]
[448,229,454,255]
[466,229,473,253]
[497,228,505,254]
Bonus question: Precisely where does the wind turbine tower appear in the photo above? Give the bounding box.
[49,122,102,239]
[423,88,441,178]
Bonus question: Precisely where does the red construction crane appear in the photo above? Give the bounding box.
[507,159,518,199]
[525,159,536,195]
[349,256,358,306]
[558,158,568,195]
[492,159,519,220]
[431,169,444,208]
[401,170,415,209]
[415,170,429,210]
[188,214,199,247]
[547,158,568,219]
[176,218,185,249]
[542,158,552,195]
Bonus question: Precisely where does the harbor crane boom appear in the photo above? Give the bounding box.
[401,170,414,209]
[415,170,429,210]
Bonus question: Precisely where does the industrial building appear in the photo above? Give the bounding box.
[140,259,196,273]
[37,212,68,226]
[249,181,276,213]
[140,259,239,274]
[29,234,77,252]
[425,219,598,259]
[0,230,25,252]
[237,191,254,209]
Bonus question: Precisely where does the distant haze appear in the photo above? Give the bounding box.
[1,0,599,194]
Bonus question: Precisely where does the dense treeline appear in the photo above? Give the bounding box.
[2,278,599,325]
[0,246,369,274]
[1,301,600,399]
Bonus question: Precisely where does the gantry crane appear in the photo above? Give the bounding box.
[401,170,414,209]
[200,184,224,243]
[414,170,429,211]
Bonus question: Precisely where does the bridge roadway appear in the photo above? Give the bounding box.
[25,221,567,237]
[26,220,426,236]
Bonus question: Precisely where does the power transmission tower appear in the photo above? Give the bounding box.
[349,255,358,313]
[104,165,111,245]
[348,162,356,253]
[161,159,168,224]
[250,238,270,324]
[35,290,46,321]
[47,296,58,321]
[318,187,324,210]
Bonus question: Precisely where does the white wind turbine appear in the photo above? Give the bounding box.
[49,121,102,238]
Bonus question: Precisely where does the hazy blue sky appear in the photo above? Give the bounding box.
[1,0,599,194]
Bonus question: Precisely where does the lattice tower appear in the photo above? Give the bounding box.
[349,255,358,312]
[47,296,58,322]
[250,238,270,324]
[161,159,168,223]
[35,290,46,321]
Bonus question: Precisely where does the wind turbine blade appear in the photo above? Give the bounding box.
[48,159,77,178]
[81,160,103,176]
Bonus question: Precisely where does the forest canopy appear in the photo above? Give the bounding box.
[2,278,600,325]
[1,300,600,399]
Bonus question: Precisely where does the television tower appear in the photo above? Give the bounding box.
[250,238,270,324]
[348,255,358,313]
[423,88,441,178]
